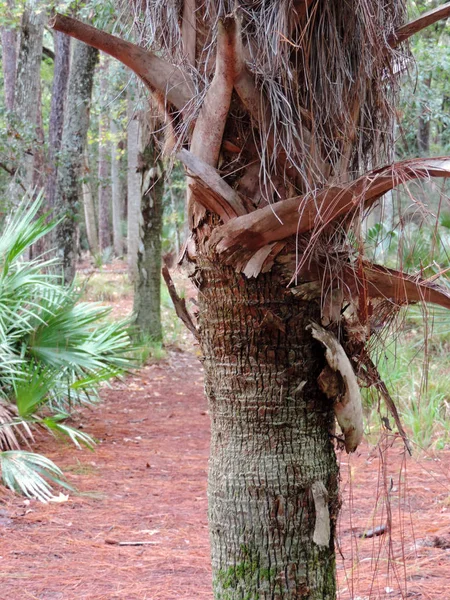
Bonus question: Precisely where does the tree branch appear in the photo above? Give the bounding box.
[389,2,450,47]
[210,157,450,259]
[342,260,450,311]
[50,13,194,110]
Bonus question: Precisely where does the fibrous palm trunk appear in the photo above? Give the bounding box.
[199,261,338,598]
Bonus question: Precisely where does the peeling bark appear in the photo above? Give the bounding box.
[308,322,363,453]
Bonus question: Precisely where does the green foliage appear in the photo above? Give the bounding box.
[0,196,134,500]
[364,324,450,450]
[398,6,450,158]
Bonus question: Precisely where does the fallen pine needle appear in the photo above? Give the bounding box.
[105,539,159,546]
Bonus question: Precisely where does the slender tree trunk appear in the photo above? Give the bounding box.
[13,3,46,191]
[418,116,430,156]
[127,88,141,280]
[1,0,17,112]
[45,31,71,208]
[54,40,98,284]
[111,119,124,256]
[197,261,338,599]
[132,131,164,341]
[98,58,111,251]
[82,153,99,256]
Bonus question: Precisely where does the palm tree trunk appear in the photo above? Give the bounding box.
[198,260,338,599]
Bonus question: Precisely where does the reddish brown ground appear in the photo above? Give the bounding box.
[0,264,449,599]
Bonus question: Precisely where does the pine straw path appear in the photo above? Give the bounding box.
[0,351,450,599]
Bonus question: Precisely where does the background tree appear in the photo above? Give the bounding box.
[13,1,46,192]
[51,2,450,597]
[53,39,98,283]
[45,31,71,209]
[132,108,165,342]
[97,55,112,252]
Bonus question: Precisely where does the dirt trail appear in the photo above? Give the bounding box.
[0,351,450,599]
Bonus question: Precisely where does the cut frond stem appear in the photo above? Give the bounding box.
[188,16,237,226]
[178,149,247,222]
[50,13,194,110]
[389,2,450,47]
[211,157,450,260]
[342,261,450,312]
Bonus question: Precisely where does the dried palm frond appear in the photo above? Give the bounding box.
[0,401,34,451]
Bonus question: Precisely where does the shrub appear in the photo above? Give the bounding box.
[0,196,133,501]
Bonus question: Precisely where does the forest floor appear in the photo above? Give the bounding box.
[1,264,450,600]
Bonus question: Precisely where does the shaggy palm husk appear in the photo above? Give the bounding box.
[130,0,405,195]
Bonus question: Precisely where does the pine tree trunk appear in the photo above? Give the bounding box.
[127,90,141,280]
[13,3,46,191]
[197,260,339,600]
[0,0,17,112]
[132,135,164,341]
[111,119,124,257]
[46,31,71,208]
[82,153,99,256]
[54,41,98,284]
[98,58,111,251]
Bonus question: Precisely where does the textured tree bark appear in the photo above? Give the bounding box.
[127,88,141,280]
[0,0,17,112]
[132,135,164,341]
[82,153,99,256]
[197,259,339,599]
[111,119,124,257]
[13,3,46,191]
[45,31,71,209]
[53,41,98,284]
[98,57,112,251]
